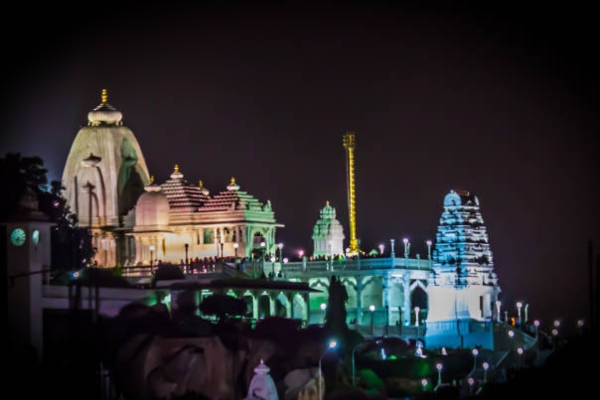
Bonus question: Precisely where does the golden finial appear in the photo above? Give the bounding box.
[150,175,155,184]
[101,88,108,104]
[231,177,236,185]
[174,164,179,173]
[326,200,330,206]
[199,180,203,188]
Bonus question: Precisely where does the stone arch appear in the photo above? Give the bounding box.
[292,293,307,321]
[340,277,357,308]
[274,292,288,317]
[361,276,385,308]
[410,281,428,324]
[258,291,271,319]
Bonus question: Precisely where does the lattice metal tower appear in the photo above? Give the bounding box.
[343,132,359,255]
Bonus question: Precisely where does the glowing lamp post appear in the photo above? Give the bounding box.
[533,319,540,340]
[369,305,375,335]
[184,243,189,268]
[298,250,304,259]
[378,243,384,255]
[524,303,529,324]
[321,303,327,323]
[318,340,337,400]
[435,363,443,388]
[233,242,239,259]
[517,347,523,370]
[403,238,410,258]
[467,377,475,396]
[414,306,420,327]
[482,362,489,383]
[472,348,479,374]
[421,378,428,393]
[516,302,523,325]
[496,300,502,322]
[149,245,155,266]
[278,242,283,262]
[260,241,266,275]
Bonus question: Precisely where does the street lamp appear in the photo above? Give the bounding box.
[421,378,428,393]
[378,243,384,255]
[318,340,337,400]
[270,256,276,278]
[467,377,475,396]
[516,302,523,325]
[435,363,443,389]
[471,348,479,374]
[321,303,327,323]
[482,362,489,383]
[516,347,523,370]
[233,242,239,259]
[533,319,540,340]
[369,305,375,335]
[426,239,432,257]
[524,303,529,324]
[260,241,266,275]
[496,300,502,322]
[184,243,189,268]
[414,306,420,327]
[149,245,155,266]
[403,238,410,258]
[278,242,283,261]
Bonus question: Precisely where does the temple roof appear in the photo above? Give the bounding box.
[87,89,123,126]
[160,165,210,212]
[197,177,270,213]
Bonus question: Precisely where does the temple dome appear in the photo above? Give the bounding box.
[87,89,123,126]
[135,178,170,226]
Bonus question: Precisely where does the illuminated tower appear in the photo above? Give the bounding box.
[425,190,501,349]
[343,132,359,255]
[62,89,150,266]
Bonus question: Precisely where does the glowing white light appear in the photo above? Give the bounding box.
[369,305,375,312]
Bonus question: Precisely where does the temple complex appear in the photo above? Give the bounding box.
[57,90,503,349]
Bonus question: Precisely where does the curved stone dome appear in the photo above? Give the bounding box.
[135,182,170,226]
[87,89,123,126]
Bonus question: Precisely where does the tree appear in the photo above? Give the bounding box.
[325,275,349,334]
[199,294,247,322]
[0,152,48,221]
[0,152,95,270]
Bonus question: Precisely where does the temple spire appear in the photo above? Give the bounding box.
[101,88,108,104]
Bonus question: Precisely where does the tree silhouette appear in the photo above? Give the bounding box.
[199,294,247,322]
[0,152,95,270]
[325,275,349,334]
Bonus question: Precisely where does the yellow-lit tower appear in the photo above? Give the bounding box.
[343,132,360,255]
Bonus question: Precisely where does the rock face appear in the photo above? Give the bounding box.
[112,331,324,400]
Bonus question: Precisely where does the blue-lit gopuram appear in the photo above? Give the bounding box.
[58,90,505,350]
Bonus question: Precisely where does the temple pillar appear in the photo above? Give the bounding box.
[356,276,363,325]
[403,277,411,326]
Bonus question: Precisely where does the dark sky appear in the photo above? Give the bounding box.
[2,2,599,332]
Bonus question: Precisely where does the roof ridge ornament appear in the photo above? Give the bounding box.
[228,177,240,191]
[101,88,108,104]
[170,164,184,180]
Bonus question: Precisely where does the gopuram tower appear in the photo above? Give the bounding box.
[61,89,151,267]
[425,190,501,349]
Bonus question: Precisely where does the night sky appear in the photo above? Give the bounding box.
[2,3,599,332]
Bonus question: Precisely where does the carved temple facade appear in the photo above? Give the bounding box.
[58,90,503,348]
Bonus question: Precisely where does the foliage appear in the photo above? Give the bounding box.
[75,267,132,288]
[0,152,95,270]
[325,275,349,336]
[153,263,186,280]
[199,294,247,321]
